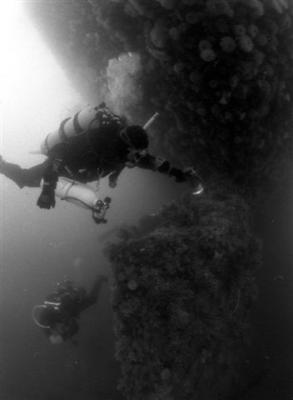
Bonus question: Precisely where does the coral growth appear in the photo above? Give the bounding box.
[108,187,261,399]
[106,52,143,115]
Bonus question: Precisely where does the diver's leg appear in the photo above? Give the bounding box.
[0,158,49,188]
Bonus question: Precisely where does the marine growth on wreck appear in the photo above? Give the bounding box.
[108,189,260,399]
[26,0,293,399]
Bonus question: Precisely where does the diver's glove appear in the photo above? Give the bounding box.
[37,184,56,209]
[169,167,187,182]
[183,167,198,180]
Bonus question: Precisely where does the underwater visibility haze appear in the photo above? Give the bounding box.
[1,0,293,399]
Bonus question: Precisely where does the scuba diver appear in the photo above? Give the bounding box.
[0,103,203,222]
[32,275,108,344]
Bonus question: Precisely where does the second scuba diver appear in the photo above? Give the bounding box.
[32,275,108,344]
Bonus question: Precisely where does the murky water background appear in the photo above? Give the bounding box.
[0,168,184,399]
[1,1,293,399]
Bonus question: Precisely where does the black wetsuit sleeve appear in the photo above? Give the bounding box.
[41,145,68,189]
[42,162,59,188]
[137,154,187,182]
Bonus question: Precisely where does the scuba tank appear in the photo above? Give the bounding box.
[55,177,111,224]
[40,106,100,155]
[40,106,157,156]
[40,103,125,155]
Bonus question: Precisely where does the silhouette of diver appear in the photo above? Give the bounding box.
[32,275,108,344]
[0,103,202,212]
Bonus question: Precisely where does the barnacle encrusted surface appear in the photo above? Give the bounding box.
[107,189,261,399]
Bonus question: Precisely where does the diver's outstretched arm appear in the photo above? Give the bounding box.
[137,153,194,182]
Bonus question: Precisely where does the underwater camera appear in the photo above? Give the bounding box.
[92,196,112,224]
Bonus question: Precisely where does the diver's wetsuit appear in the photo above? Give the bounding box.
[41,276,106,341]
[0,107,188,191]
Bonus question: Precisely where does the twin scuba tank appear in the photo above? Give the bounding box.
[40,105,157,155]
[40,105,117,223]
[40,104,122,155]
